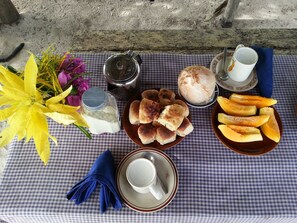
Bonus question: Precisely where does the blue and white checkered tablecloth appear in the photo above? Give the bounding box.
[0,53,297,223]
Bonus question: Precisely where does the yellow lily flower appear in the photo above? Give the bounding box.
[0,54,88,165]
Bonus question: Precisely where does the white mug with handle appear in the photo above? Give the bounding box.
[227,44,258,82]
[126,158,166,200]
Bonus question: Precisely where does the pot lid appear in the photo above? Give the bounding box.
[104,54,138,83]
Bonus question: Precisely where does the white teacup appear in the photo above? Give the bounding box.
[126,158,165,200]
[227,44,258,82]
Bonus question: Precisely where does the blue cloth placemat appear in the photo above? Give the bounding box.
[0,53,297,223]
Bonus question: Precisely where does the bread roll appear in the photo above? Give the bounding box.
[156,126,176,145]
[152,120,163,128]
[139,98,160,124]
[129,100,140,125]
[158,88,176,106]
[173,99,189,117]
[176,117,194,137]
[157,104,185,131]
[138,124,156,145]
[141,89,159,102]
[178,66,216,105]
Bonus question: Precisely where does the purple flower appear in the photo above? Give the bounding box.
[58,71,72,87]
[66,95,81,106]
[60,54,71,70]
[77,80,90,96]
[60,54,86,74]
[58,53,90,106]
[72,76,83,86]
[73,62,86,74]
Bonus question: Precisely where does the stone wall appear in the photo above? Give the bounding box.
[73,29,297,54]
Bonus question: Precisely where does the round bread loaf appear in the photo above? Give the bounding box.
[138,124,156,145]
[176,117,194,137]
[173,99,189,117]
[156,126,176,145]
[178,66,216,105]
[141,89,159,102]
[139,98,160,124]
[129,100,141,125]
[158,88,176,106]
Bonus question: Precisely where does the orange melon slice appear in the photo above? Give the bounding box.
[229,93,277,108]
[259,107,280,143]
[217,96,257,116]
[218,113,269,127]
[218,124,263,142]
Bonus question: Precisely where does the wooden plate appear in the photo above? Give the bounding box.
[211,102,283,156]
[122,89,189,150]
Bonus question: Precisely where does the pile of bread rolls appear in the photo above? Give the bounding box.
[129,88,194,145]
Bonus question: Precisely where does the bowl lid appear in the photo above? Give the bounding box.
[82,87,107,111]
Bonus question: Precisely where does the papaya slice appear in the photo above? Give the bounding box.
[259,107,280,143]
[229,93,277,108]
[218,113,269,127]
[218,124,263,143]
[217,96,257,116]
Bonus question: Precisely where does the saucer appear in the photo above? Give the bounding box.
[178,84,219,109]
[116,147,178,213]
[210,51,258,92]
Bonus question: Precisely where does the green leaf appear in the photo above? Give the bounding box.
[74,124,92,139]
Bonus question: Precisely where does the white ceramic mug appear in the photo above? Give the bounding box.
[126,158,165,200]
[227,44,258,82]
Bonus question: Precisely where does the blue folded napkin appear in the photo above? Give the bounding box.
[251,46,274,98]
[67,150,122,213]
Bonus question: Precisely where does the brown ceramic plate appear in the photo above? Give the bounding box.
[211,102,283,156]
[122,89,189,150]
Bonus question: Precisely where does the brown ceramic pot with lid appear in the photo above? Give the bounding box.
[103,50,142,100]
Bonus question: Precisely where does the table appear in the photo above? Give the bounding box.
[0,53,297,223]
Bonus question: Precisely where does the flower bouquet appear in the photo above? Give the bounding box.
[0,48,91,165]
